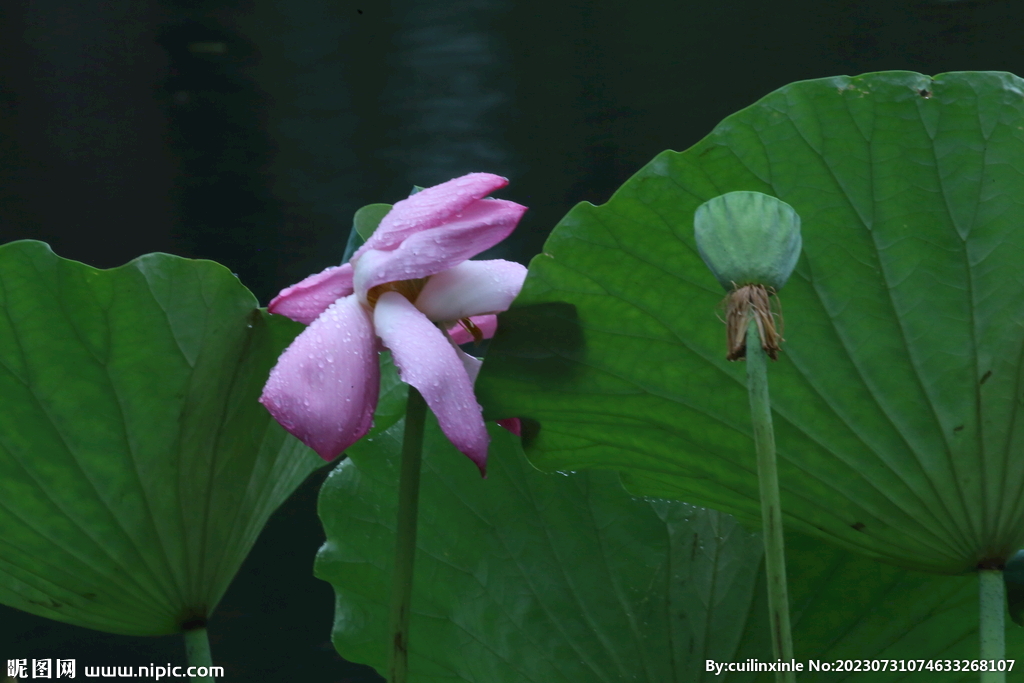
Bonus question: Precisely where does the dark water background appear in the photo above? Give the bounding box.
[3,0,1024,680]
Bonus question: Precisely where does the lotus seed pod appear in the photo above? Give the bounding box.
[693,191,802,292]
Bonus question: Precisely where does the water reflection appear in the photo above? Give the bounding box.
[381,0,519,190]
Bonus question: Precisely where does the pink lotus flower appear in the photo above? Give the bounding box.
[260,173,527,475]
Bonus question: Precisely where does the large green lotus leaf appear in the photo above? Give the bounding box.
[0,240,323,635]
[316,412,1024,681]
[475,71,1024,575]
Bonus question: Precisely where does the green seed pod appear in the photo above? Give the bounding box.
[693,191,802,292]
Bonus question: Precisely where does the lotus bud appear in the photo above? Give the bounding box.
[693,191,803,361]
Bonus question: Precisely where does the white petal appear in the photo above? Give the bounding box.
[414,260,527,323]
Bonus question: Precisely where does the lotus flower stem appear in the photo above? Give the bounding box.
[387,386,428,683]
[746,317,796,682]
[183,626,213,683]
[979,568,1006,683]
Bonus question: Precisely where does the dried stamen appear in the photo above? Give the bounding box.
[724,283,783,361]
[458,317,485,344]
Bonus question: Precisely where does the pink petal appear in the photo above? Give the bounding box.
[447,315,497,345]
[373,291,489,475]
[455,346,483,384]
[415,260,527,323]
[356,173,510,254]
[497,418,522,436]
[353,199,527,300]
[260,294,379,461]
[268,264,354,325]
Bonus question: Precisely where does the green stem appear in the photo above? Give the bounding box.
[979,569,1006,683]
[387,386,428,683]
[183,626,214,683]
[746,318,796,682]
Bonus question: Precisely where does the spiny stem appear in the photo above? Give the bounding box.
[746,317,796,682]
[979,569,1006,683]
[387,386,428,683]
[183,626,214,683]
